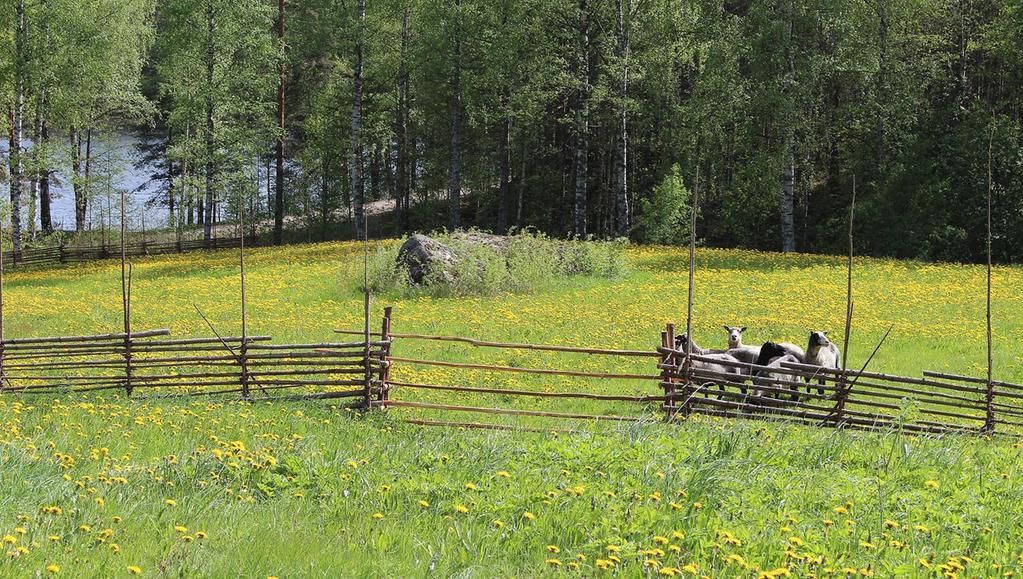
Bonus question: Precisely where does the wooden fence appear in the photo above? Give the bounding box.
[1,235,260,270]
[2,307,1020,438]
[332,314,1023,438]
[0,325,387,404]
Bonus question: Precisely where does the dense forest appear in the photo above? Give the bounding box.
[1,0,1022,262]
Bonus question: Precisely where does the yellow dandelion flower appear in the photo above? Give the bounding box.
[547,545,561,554]
[127,565,142,575]
[46,564,60,574]
[522,511,535,521]
[454,504,469,514]
[546,558,561,567]
[726,554,748,568]
[372,513,384,520]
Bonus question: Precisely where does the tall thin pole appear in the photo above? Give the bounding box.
[842,177,855,373]
[1,212,6,390]
[833,176,855,426]
[363,213,372,409]
[120,188,133,396]
[684,167,698,377]
[984,128,995,433]
[240,187,250,399]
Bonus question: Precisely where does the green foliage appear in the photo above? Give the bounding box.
[368,231,626,297]
[635,165,690,246]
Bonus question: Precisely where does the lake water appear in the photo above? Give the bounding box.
[2,130,272,233]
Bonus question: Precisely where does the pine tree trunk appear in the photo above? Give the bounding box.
[396,4,411,233]
[613,0,631,239]
[781,140,796,253]
[71,130,86,232]
[203,0,216,242]
[497,108,511,234]
[38,103,52,234]
[29,106,40,240]
[874,1,888,168]
[370,143,381,202]
[85,129,93,230]
[573,0,589,238]
[166,126,176,225]
[10,0,26,252]
[351,0,366,240]
[448,0,463,231]
[273,0,285,245]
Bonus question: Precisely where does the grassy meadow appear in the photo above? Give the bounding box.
[1,241,1023,577]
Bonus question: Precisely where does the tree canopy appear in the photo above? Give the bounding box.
[1,0,1022,262]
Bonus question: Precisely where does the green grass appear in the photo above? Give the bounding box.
[1,241,1022,577]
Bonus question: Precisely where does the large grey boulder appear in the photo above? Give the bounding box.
[396,232,510,284]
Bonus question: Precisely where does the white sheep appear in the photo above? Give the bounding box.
[721,326,761,368]
[673,335,746,396]
[804,331,840,395]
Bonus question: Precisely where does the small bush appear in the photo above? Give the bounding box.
[636,164,691,245]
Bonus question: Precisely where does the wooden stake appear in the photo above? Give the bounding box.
[0,213,5,391]
[984,126,995,434]
[120,187,133,396]
[363,213,372,409]
[380,306,392,403]
[684,166,698,387]
[831,176,856,426]
[240,188,250,399]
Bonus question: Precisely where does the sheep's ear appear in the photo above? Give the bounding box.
[823,331,829,336]
[740,327,747,333]
[722,326,730,331]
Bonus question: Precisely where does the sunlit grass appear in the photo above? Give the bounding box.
[1,242,1022,576]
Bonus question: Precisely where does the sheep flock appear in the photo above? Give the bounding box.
[673,326,842,404]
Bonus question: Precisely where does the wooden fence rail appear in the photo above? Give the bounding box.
[0,235,263,271]
[335,314,1023,438]
[0,326,386,403]
[3,309,1021,439]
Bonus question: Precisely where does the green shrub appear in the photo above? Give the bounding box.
[366,230,627,297]
[636,164,691,245]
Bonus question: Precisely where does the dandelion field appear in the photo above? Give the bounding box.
[2,242,1023,577]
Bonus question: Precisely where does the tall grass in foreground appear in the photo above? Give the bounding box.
[1,398,1021,577]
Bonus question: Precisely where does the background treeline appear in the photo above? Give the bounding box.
[1,0,1022,262]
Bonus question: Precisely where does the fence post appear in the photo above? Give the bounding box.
[660,325,678,421]
[0,225,5,392]
[379,307,393,405]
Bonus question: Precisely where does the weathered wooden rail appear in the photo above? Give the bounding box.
[0,327,386,402]
[331,314,1023,438]
[1,235,261,270]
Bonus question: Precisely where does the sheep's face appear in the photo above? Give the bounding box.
[723,326,747,348]
[674,334,689,351]
[809,331,831,348]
